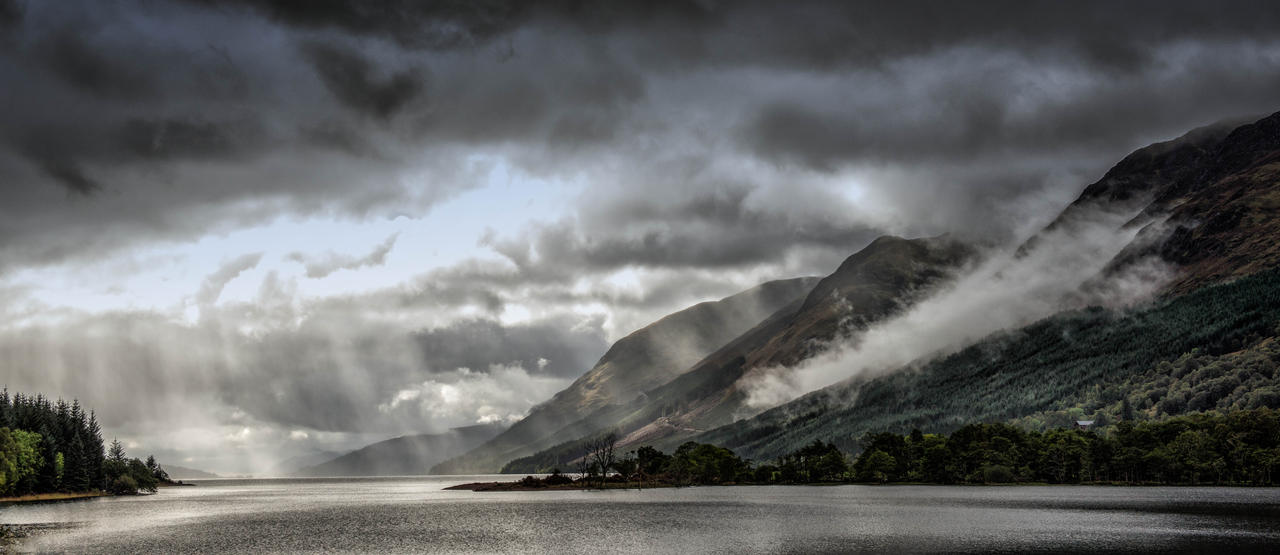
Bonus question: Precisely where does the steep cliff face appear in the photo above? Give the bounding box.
[431,276,819,473]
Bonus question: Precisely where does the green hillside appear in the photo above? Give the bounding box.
[694,267,1280,461]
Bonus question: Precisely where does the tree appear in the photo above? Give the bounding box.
[1,429,44,495]
[108,439,127,464]
[612,457,637,483]
[816,450,849,481]
[587,433,618,488]
[64,432,89,492]
[858,450,896,483]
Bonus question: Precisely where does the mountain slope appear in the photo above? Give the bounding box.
[694,267,1280,461]
[295,424,504,477]
[500,235,975,472]
[160,464,221,480]
[694,110,1280,461]
[431,277,820,473]
[1047,112,1280,294]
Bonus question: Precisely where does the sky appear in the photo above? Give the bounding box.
[3,0,1280,474]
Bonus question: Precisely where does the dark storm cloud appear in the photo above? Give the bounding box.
[300,41,426,120]
[193,0,720,51]
[5,0,1279,274]
[40,31,158,100]
[525,186,879,270]
[0,0,21,27]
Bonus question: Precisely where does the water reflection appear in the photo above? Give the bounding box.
[4,477,1279,553]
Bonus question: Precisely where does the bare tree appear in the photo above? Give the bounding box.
[588,432,618,489]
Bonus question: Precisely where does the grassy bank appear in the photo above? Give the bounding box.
[0,491,109,504]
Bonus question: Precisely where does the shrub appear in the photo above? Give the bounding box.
[109,474,138,495]
[981,464,1015,483]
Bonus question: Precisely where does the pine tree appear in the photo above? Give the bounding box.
[108,439,127,464]
[86,411,105,489]
[0,388,11,428]
[64,432,88,491]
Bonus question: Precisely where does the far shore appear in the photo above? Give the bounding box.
[445,479,1277,491]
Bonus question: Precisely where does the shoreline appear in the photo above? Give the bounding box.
[0,491,110,504]
[446,479,1280,491]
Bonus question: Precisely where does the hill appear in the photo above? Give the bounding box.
[295,424,505,477]
[160,464,222,480]
[500,235,974,472]
[501,110,1280,473]
[693,267,1280,461]
[431,277,820,474]
[690,110,1280,461]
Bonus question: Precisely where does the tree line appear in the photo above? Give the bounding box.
[516,407,1280,487]
[852,408,1280,484]
[0,390,169,497]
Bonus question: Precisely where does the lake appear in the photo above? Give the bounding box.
[3,477,1279,553]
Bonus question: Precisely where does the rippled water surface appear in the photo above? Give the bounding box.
[3,477,1279,553]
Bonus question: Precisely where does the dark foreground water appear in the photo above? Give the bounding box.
[3,477,1279,553]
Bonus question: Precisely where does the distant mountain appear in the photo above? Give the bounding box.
[161,464,222,480]
[266,449,343,477]
[500,235,974,472]
[431,277,821,474]
[295,424,505,477]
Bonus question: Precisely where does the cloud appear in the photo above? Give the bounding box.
[4,0,1280,276]
[287,233,399,278]
[5,0,1280,473]
[412,315,607,379]
[378,364,573,426]
[300,41,426,120]
[195,252,263,306]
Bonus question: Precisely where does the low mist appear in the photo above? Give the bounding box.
[740,200,1176,410]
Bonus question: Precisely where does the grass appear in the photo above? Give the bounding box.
[0,491,109,504]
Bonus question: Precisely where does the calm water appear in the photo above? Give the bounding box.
[3,477,1279,553]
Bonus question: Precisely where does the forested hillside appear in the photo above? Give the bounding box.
[695,267,1280,461]
[1011,337,1280,430]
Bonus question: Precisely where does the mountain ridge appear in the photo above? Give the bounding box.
[295,423,505,477]
[432,276,820,473]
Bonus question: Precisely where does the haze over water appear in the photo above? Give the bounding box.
[5,478,1279,553]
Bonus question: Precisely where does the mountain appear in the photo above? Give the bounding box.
[160,464,222,480]
[1048,112,1280,294]
[499,235,974,472]
[431,277,821,473]
[295,424,505,477]
[266,449,343,477]
[690,110,1280,461]
[693,268,1280,461]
